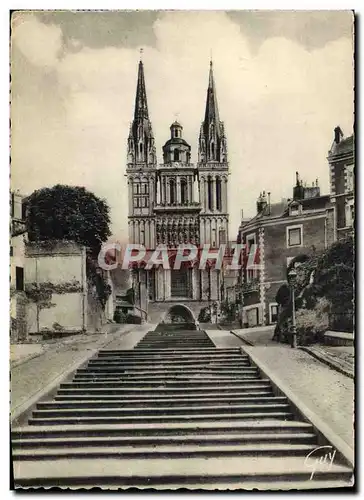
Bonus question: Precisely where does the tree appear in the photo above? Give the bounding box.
[26,184,111,255]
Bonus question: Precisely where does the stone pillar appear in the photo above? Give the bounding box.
[156,177,160,204]
[211,176,216,212]
[166,179,170,205]
[191,266,197,299]
[200,177,204,210]
[176,176,181,204]
[128,178,133,215]
[204,178,208,212]
[223,178,228,212]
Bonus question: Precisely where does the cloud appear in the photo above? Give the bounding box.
[11,12,63,68]
[11,11,354,243]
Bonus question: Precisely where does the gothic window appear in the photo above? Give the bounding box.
[139,143,143,154]
[136,184,140,194]
[181,179,188,204]
[170,180,176,204]
[174,149,180,161]
[171,268,191,298]
[216,177,222,211]
[211,142,215,159]
[140,230,145,245]
[208,177,213,211]
[219,229,226,245]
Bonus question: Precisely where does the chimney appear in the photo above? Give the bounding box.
[334,126,343,144]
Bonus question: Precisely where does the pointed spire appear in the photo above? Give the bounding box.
[134,59,149,121]
[204,59,220,128]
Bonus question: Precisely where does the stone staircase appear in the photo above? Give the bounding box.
[12,329,353,489]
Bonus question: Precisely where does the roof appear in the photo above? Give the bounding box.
[329,134,354,159]
[170,121,182,128]
[163,137,191,149]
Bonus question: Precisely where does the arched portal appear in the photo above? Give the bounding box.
[160,304,198,330]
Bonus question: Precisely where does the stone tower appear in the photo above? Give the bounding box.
[198,60,229,247]
[126,59,157,249]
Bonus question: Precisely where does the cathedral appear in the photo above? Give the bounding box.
[126,57,229,320]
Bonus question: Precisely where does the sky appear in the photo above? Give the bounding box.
[10,10,354,243]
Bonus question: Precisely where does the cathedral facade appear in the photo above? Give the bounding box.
[126,58,229,317]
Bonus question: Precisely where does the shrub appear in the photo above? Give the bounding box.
[113,309,126,324]
[126,314,142,324]
[198,306,211,323]
[295,297,330,345]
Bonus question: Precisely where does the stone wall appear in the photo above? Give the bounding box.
[25,242,88,335]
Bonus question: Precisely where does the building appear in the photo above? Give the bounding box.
[328,126,354,240]
[126,58,229,323]
[10,191,27,341]
[237,173,335,327]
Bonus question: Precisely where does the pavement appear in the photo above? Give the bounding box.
[10,324,153,420]
[243,345,354,451]
[204,330,354,451]
[231,326,276,346]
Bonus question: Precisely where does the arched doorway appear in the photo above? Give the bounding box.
[159,304,198,331]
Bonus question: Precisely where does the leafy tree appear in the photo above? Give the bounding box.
[26,184,111,255]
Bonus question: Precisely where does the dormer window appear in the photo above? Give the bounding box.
[289,203,300,216]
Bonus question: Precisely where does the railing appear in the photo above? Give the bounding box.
[154,201,201,210]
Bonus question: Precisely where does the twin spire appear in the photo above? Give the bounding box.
[129,56,227,165]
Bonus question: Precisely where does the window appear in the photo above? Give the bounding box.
[16,267,24,291]
[346,165,354,192]
[10,246,13,257]
[170,180,176,204]
[174,149,180,162]
[219,229,226,245]
[208,177,213,210]
[140,230,145,245]
[246,233,257,282]
[287,225,303,247]
[181,180,187,204]
[289,203,300,216]
[269,303,278,323]
[216,178,222,211]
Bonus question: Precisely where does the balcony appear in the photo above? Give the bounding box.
[153,201,202,212]
[158,162,196,170]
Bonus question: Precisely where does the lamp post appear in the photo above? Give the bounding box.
[288,268,297,348]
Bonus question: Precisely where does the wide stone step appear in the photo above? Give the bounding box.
[28,411,293,425]
[56,384,272,395]
[90,353,249,363]
[13,431,317,449]
[59,379,268,388]
[38,396,288,409]
[54,390,274,401]
[82,361,251,368]
[72,375,261,383]
[77,367,257,374]
[12,443,316,460]
[32,403,290,418]
[13,456,353,487]
[12,420,314,439]
[98,348,240,355]
[73,370,258,379]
